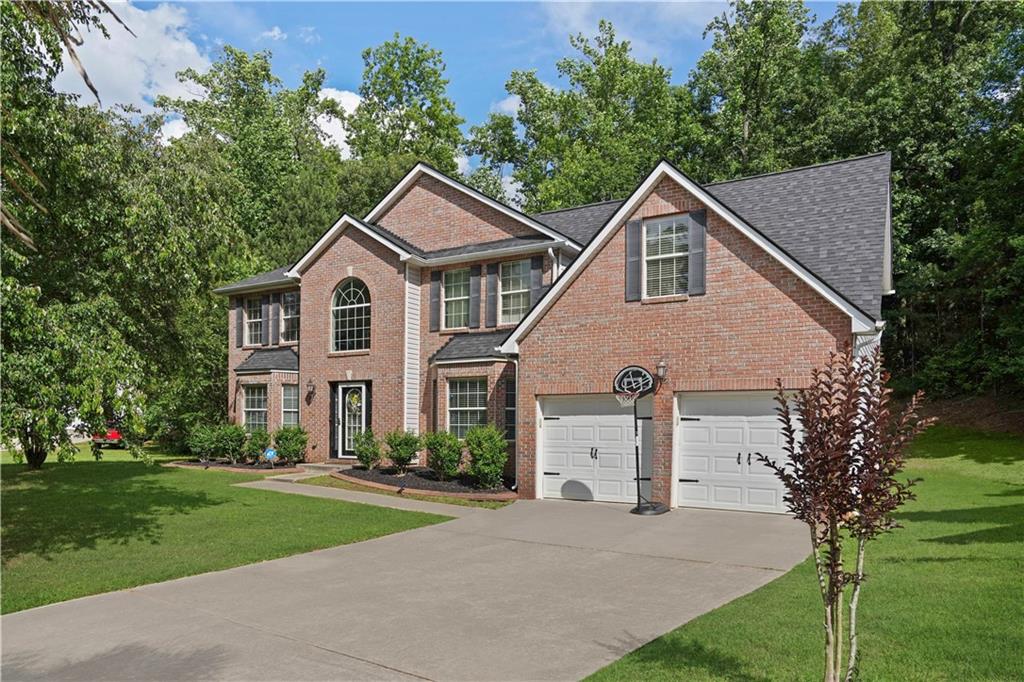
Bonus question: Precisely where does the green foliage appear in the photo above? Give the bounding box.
[464,424,509,489]
[422,430,463,481]
[353,428,382,469]
[273,426,308,463]
[384,430,421,474]
[344,33,464,172]
[214,424,247,464]
[186,424,218,461]
[242,429,270,463]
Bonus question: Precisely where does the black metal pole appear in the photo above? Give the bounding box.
[633,398,642,508]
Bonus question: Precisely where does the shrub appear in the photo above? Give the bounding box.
[384,429,421,474]
[187,424,217,461]
[242,429,270,462]
[465,424,508,489]
[353,429,382,469]
[273,426,308,463]
[423,430,462,481]
[214,424,247,463]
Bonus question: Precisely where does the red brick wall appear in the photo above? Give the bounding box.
[516,177,853,504]
[377,175,538,251]
[296,228,407,463]
[229,371,299,433]
[434,361,517,474]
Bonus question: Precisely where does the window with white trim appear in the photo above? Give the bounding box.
[282,384,299,427]
[448,378,487,439]
[504,378,516,443]
[500,259,530,324]
[443,268,470,329]
[332,278,370,352]
[281,292,300,343]
[643,214,689,298]
[243,385,267,432]
[244,298,263,346]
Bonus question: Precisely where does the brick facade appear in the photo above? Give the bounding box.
[515,177,852,504]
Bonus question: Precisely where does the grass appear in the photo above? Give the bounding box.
[1,444,450,614]
[590,425,1024,681]
[299,473,514,509]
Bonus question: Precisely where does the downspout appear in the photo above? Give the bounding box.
[510,356,519,492]
[548,247,560,281]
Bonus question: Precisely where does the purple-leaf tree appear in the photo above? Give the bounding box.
[756,347,933,682]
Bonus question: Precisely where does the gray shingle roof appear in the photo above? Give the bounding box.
[530,153,891,319]
[235,347,299,373]
[213,266,292,294]
[421,235,555,260]
[432,329,513,363]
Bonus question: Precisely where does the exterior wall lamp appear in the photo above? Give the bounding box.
[655,360,668,381]
[306,379,316,401]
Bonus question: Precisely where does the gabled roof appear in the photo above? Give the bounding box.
[532,200,624,246]
[431,329,513,364]
[287,214,414,277]
[364,162,583,251]
[212,266,295,295]
[501,155,889,353]
[235,347,298,374]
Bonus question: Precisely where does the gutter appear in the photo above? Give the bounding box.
[402,240,567,267]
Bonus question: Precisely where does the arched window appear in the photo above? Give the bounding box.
[332,279,370,351]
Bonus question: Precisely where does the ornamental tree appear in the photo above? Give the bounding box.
[756,347,933,682]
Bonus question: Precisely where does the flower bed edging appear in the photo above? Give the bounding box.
[165,460,304,475]
[330,470,518,501]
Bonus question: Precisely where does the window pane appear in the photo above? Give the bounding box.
[443,269,470,328]
[500,260,530,292]
[282,293,300,342]
[245,298,263,345]
[448,378,487,439]
[243,385,267,433]
[332,279,370,351]
[445,298,469,329]
[501,291,530,324]
[644,216,689,297]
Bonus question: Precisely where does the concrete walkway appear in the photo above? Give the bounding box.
[1,495,808,681]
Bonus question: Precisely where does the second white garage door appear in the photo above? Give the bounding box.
[540,395,652,503]
[676,392,791,514]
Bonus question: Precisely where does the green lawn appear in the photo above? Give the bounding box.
[299,473,514,509]
[590,425,1024,681]
[1,445,450,614]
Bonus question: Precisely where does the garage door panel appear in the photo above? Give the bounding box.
[682,425,711,444]
[680,455,710,474]
[713,426,744,445]
[712,455,742,475]
[712,485,743,506]
[545,425,570,442]
[746,486,781,509]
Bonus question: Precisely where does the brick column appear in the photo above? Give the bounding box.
[651,387,674,507]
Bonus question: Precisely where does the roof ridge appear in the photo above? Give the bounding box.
[705,152,891,187]
[533,198,624,215]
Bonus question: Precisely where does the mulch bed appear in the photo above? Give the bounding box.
[165,460,303,474]
[336,466,516,501]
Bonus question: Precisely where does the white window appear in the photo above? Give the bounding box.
[504,378,516,443]
[282,385,299,427]
[243,385,267,432]
[443,268,470,329]
[644,215,689,298]
[244,298,263,346]
[332,279,370,352]
[281,292,300,343]
[500,259,531,324]
[448,378,487,439]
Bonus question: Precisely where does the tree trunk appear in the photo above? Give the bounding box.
[810,526,837,682]
[25,446,47,469]
[846,538,867,682]
[832,521,844,682]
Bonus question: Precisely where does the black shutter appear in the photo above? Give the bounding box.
[530,256,543,305]
[365,382,372,431]
[234,298,243,347]
[329,383,338,459]
[429,270,441,332]
[688,210,707,296]
[485,263,498,328]
[469,265,481,329]
[625,219,642,301]
[270,293,280,345]
[260,295,270,345]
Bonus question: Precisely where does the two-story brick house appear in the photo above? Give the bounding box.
[215,152,892,513]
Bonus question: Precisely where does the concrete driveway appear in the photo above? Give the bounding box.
[1,498,807,681]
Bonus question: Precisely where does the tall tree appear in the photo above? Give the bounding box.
[344,34,464,172]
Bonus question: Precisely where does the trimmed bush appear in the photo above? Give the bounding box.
[353,429,382,469]
[384,429,421,474]
[187,424,217,461]
[465,424,508,489]
[423,430,462,481]
[273,426,308,463]
[242,429,270,462]
[214,424,247,463]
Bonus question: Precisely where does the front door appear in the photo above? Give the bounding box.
[337,383,368,458]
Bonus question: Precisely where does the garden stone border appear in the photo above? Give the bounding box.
[330,470,517,502]
[165,460,304,475]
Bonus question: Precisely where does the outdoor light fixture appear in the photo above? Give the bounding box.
[306,379,316,400]
[656,360,668,380]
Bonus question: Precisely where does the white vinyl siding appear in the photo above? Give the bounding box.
[643,215,689,298]
[243,385,267,432]
[448,378,487,439]
[244,298,263,346]
[404,265,422,433]
[282,385,299,427]
[281,292,300,342]
[443,268,470,329]
[500,259,530,324]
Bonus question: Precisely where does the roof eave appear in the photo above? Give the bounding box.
[404,240,566,267]
[212,278,298,296]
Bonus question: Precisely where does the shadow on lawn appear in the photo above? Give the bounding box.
[895,498,1024,545]
[910,427,1024,466]
[595,632,771,682]
[1,462,221,563]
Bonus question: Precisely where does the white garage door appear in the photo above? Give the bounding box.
[540,395,652,503]
[676,392,790,514]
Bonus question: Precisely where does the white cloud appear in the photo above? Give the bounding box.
[297,26,321,45]
[158,117,190,144]
[492,94,522,115]
[53,2,210,113]
[260,25,287,42]
[317,88,361,158]
[456,155,472,175]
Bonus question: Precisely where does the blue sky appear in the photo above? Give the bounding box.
[57,1,842,150]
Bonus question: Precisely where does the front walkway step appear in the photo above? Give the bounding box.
[235,478,489,518]
[297,462,351,473]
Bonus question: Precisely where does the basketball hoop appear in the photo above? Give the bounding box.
[614,391,640,408]
[611,365,669,516]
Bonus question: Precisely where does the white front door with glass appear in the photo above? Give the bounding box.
[336,383,368,458]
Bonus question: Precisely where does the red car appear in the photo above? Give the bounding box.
[92,423,124,448]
